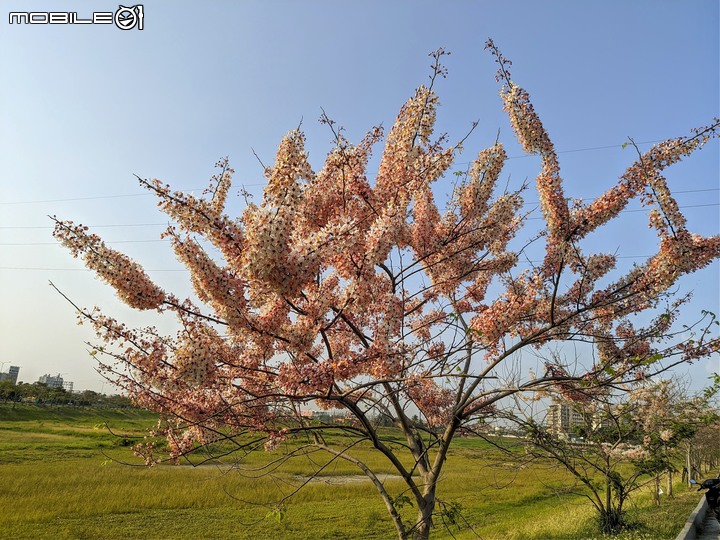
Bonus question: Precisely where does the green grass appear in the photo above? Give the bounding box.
[0,405,703,539]
[0,406,157,463]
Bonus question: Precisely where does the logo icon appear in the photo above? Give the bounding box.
[114,5,143,30]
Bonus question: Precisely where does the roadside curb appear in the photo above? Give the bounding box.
[675,497,708,540]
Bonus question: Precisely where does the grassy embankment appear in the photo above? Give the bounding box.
[0,405,702,539]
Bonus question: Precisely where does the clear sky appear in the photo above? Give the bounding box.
[1,0,718,393]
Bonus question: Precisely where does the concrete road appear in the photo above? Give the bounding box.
[697,513,720,540]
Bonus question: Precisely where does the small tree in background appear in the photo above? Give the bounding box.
[683,375,720,482]
[685,421,720,479]
[51,43,720,539]
[510,380,717,533]
[0,380,21,404]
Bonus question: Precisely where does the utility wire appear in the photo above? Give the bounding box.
[0,223,168,230]
[0,253,700,273]
[0,266,188,272]
[1,202,717,243]
[2,138,712,206]
[1,190,717,231]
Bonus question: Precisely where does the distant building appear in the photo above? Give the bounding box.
[0,366,20,385]
[62,381,74,393]
[591,410,613,431]
[546,401,587,437]
[38,373,65,388]
[546,400,615,438]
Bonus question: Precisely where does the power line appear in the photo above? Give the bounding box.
[464,139,667,163]
[0,266,188,272]
[2,138,713,206]
[0,239,171,246]
[523,203,719,220]
[1,203,717,245]
[1,190,717,231]
[622,203,718,213]
[0,189,206,206]
[0,253,702,273]
[0,223,169,230]
[522,197,719,212]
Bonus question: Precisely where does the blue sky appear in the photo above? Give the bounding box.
[0,0,718,392]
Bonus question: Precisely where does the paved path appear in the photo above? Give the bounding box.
[697,512,720,540]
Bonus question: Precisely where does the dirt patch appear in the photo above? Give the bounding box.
[294,474,403,485]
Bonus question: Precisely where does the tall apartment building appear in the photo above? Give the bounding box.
[545,401,588,437]
[38,373,64,388]
[0,366,20,384]
[546,400,614,438]
[37,374,74,392]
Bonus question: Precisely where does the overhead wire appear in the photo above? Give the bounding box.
[0,199,717,240]
[0,251,714,273]
[2,200,718,270]
[1,138,716,270]
[0,186,717,228]
[2,137,715,206]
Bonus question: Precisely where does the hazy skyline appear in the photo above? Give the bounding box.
[1,1,718,392]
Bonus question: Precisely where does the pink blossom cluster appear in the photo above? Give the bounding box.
[406,376,454,427]
[501,84,569,241]
[470,272,544,352]
[600,442,650,461]
[264,428,289,452]
[144,178,245,265]
[168,231,247,332]
[53,219,166,310]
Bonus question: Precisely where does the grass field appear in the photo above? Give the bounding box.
[0,405,703,539]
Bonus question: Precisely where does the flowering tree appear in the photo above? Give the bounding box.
[51,44,720,539]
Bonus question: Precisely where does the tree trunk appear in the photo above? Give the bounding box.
[653,476,661,506]
[412,484,437,539]
[605,464,612,515]
[667,469,674,498]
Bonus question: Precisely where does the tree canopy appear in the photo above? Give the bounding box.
[52,44,719,539]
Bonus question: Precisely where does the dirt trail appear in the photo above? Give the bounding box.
[294,474,403,485]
